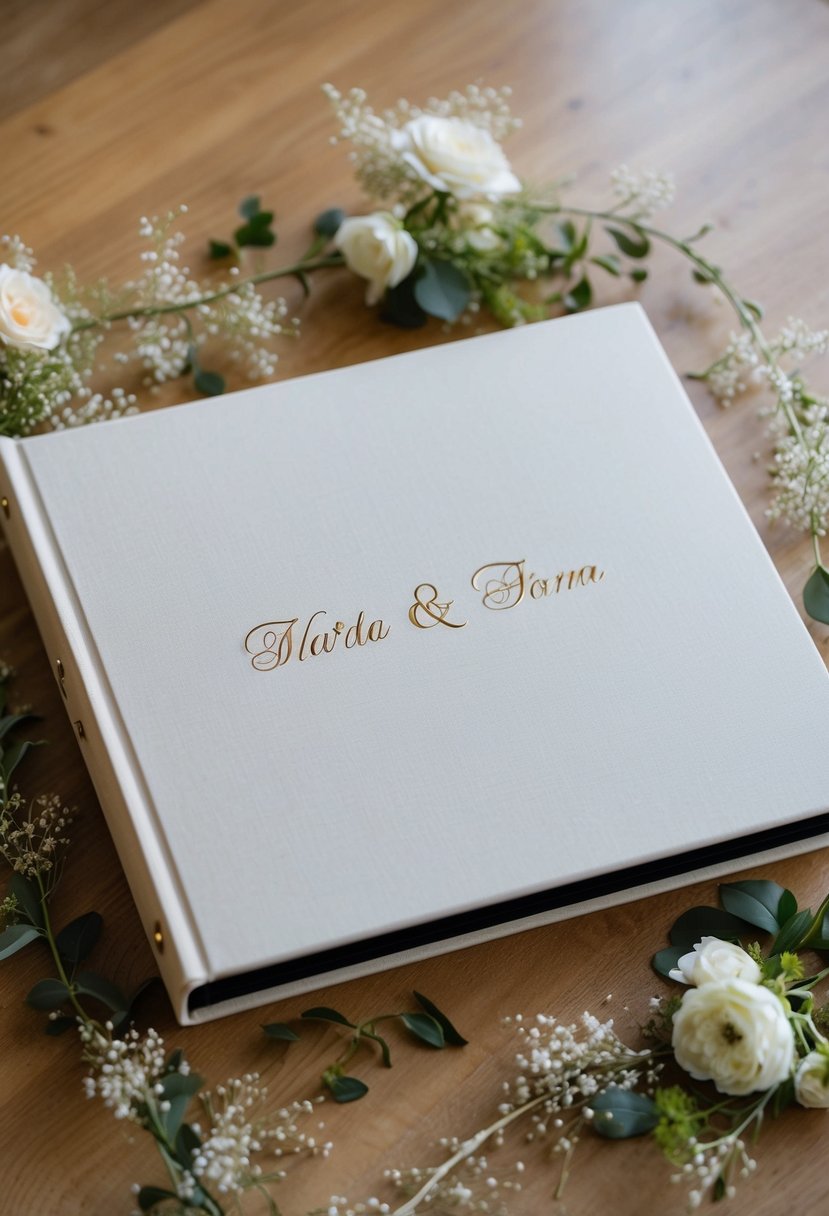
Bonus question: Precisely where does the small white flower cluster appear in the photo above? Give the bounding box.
[201,280,292,381]
[193,1078,329,1196]
[0,792,73,879]
[0,234,36,273]
[81,1023,166,1122]
[610,164,676,218]
[671,1135,756,1209]
[702,331,760,404]
[325,1196,391,1216]
[768,397,829,535]
[384,1154,524,1214]
[772,316,829,363]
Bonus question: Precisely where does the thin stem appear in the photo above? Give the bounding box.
[36,872,94,1024]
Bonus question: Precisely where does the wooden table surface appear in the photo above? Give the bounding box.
[2,1,828,1212]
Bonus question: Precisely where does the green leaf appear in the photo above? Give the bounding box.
[159,1070,204,1139]
[314,208,346,238]
[293,270,311,297]
[56,911,103,965]
[175,1122,202,1168]
[630,267,648,283]
[556,220,577,251]
[362,1028,392,1067]
[413,991,468,1046]
[772,908,814,955]
[605,225,650,259]
[137,1185,178,1211]
[692,267,714,284]
[381,274,427,329]
[719,881,789,934]
[563,276,592,312]
[75,969,127,1013]
[326,1074,369,1103]
[652,945,685,980]
[1,738,44,784]
[803,893,829,950]
[668,906,752,950]
[804,566,829,625]
[238,195,261,220]
[26,978,70,1010]
[591,1087,659,1138]
[262,1022,300,1041]
[771,1076,795,1117]
[194,369,226,397]
[742,298,764,321]
[9,873,44,929]
[0,923,40,960]
[413,259,471,322]
[208,239,233,260]
[590,254,621,277]
[778,889,798,925]
[0,712,39,743]
[401,1011,446,1049]
[713,1175,726,1202]
[234,211,276,248]
[301,1006,355,1027]
[44,1015,76,1036]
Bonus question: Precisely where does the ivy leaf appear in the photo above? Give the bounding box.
[314,208,346,238]
[238,195,261,220]
[137,1186,179,1211]
[325,1074,369,1103]
[75,969,128,1014]
[208,239,234,260]
[590,254,621,277]
[0,923,40,960]
[804,566,829,625]
[194,369,226,397]
[301,1006,355,1027]
[413,991,468,1046]
[719,881,790,934]
[44,1015,76,1036]
[668,906,753,950]
[413,259,471,322]
[563,276,592,312]
[772,908,814,955]
[9,873,44,929]
[591,1087,659,1138]
[651,945,685,980]
[401,1012,445,1049]
[56,911,103,965]
[605,225,650,259]
[262,1022,300,1041]
[26,978,70,1010]
[382,274,427,329]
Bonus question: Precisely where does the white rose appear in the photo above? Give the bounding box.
[795,1049,829,1108]
[394,115,521,200]
[0,265,71,352]
[672,978,794,1096]
[334,212,418,305]
[669,936,762,987]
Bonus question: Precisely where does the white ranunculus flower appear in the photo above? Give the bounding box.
[672,978,794,1096]
[669,936,762,987]
[334,212,418,305]
[0,265,71,352]
[794,1049,829,1108]
[394,115,521,200]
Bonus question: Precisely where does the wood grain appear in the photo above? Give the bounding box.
[1,1,828,1213]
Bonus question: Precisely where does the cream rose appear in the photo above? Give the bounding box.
[795,1049,829,1108]
[669,936,762,987]
[394,115,521,199]
[0,265,71,352]
[672,978,794,1096]
[334,212,418,305]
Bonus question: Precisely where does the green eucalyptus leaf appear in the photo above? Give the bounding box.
[301,1006,355,1027]
[314,208,346,238]
[175,1122,202,1168]
[719,881,788,934]
[381,274,427,329]
[160,1071,204,1139]
[804,566,829,625]
[605,225,650,259]
[1,738,44,784]
[652,945,685,980]
[668,906,752,950]
[778,889,798,925]
[137,1185,178,1211]
[563,276,592,312]
[591,1087,659,1138]
[234,212,276,248]
[56,911,103,965]
[9,873,44,929]
[238,195,261,220]
[326,1074,369,1103]
[0,923,40,960]
[556,220,577,251]
[401,1011,445,1049]
[194,369,226,397]
[262,1022,300,1041]
[208,239,234,259]
[26,977,70,1010]
[803,893,829,950]
[0,712,40,742]
[772,908,814,955]
[75,969,128,1013]
[413,991,468,1046]
[413,259,471,322]
[630,267,648,283]
[590,254,621,277]
[713,1175,726,1202]
[44,1015,76,1036]
[165,1048,184,1074]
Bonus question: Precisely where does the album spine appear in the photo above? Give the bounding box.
[0,436,207,1022]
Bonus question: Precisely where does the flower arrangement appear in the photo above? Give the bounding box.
[0,85,826,621]
[3,662,829,1214]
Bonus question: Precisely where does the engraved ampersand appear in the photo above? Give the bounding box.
[408,583,467,630]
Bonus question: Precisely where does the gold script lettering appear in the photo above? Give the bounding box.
[244,619,298,670]
[471,560,525,611]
